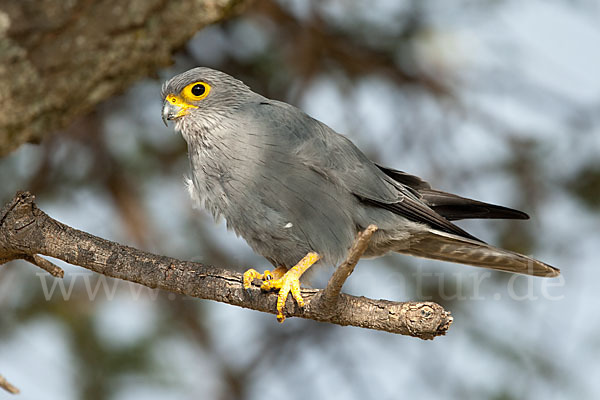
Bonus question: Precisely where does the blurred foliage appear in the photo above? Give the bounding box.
[567,164,600,210]
[1,0,599,399]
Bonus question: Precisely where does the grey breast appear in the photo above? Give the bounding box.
[184,98,367,268]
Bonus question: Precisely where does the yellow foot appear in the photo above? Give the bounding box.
[243,266,287,289]
[260,252,320,323]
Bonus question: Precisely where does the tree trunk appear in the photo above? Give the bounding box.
[0,0,248,156]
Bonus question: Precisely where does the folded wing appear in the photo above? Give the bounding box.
[376,165,530,221]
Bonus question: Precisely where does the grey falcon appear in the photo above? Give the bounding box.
[161,67,559,322]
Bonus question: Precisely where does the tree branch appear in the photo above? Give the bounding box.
[0,192,452,341]
[318,224,378,316]
[22,254,64,278]
[0,375,20,395]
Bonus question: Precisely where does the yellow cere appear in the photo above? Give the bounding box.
[165,94,198,118]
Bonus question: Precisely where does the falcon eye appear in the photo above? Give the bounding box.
[191,84,205,96]
[182,81,211,101]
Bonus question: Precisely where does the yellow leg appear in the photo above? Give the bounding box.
[264,266,288,282]
[260,252,320,323]
[243,266,287,289]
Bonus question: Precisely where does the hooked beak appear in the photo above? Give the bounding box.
[162,94,199,127]
[162,100,178,127]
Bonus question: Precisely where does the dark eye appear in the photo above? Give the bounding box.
[183,81,211,100]
[191,84,205,97]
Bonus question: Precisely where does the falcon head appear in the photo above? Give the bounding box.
[160,67,254,130]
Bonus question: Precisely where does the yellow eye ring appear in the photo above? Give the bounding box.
[182,81,211,101]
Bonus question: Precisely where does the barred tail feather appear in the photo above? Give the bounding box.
[397,229,559,277]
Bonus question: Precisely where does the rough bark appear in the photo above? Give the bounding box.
[0,191,453,339]
[0,0,248,156]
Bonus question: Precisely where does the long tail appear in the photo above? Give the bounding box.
[397,229,559,277]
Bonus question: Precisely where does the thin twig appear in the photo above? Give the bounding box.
[0,375,20,395]
[319,225,378,316]
[23,254,64,278]
[0,191,452,339]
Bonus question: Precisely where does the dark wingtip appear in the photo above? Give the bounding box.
[473,206,530,220]
[507,209,530,220]
[431,204,531,221]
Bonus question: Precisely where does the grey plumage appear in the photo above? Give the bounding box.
[161,67,559,278]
